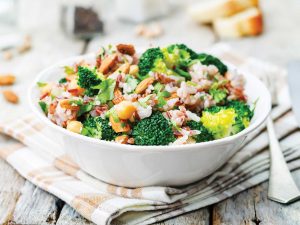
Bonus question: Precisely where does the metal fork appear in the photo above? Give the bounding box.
[261,68,300,204]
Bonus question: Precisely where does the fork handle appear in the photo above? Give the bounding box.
[267,117,300,203]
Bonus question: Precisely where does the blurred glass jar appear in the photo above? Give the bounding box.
[115,0,170,23]
[0,0,18,33]
[60,0,104,39]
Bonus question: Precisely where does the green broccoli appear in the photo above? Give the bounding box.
[227,100,254,134]
[201,101,253,139]
[197,53,228,75]
[166,44,198,62]
[77,66,101,96]
[138,47,164,77]
[162,44,198,79]
[81,116,117,141]
[186,121,214,143]
[132,112,175,146]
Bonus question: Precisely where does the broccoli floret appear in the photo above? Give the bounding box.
[227,100,254,134]
[138,47,164,77]
[186,121,214,143]
[166,44,198,61]
[163,43,198,72]
[82,116,117,141]
[201,101,253,139]
[132,112,175,146]
[77,66,101,96]
[197,53,228,75]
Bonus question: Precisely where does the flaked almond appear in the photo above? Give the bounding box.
[99,53,118,74]
[3,90,19,104]
[116,44,136,56]
[59,99,79,111]
[115,135,129,144]
[0,74,16,86]
[135,77,154,94]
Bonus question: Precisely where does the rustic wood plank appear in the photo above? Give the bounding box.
[8,181,64,225]
[0,159,25,225]
[157,208,210,225]
[211,131,300,225]
[56,204,93,225]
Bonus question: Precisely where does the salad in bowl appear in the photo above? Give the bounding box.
[37,43,254,146]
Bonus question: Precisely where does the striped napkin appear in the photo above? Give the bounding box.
[1,44,299,225]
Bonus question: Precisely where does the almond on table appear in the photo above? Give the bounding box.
[0,74,16,86]
[3,90,19,104]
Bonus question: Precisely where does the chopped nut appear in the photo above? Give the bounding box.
[129,65,139,76]
[135,23,164,39]
[3,90,19,104]
[116,44,136,56]
[135,77,155,94]
[114,63,130,74]
[112,88,125,105]
[127,137,135,145]
[98,53,118,74]
[59,99,79,111]
[3,50,13,61]
[115,135,129,144]
[0,74,16,86]
[18,35,32,53]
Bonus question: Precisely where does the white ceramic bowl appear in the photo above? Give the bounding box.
[29,53,271,188]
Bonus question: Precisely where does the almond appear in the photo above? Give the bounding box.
[115,135,129,144]
[59,99,79,111]
[112,88,124,104]
[116,44,136,56]
[135,77,155,94]
[3,90,19,104]
[99,53,118,74]
[0,74,16,86]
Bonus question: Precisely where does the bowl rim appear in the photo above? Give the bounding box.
[28,53,271,152]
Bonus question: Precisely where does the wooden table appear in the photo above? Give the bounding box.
[1,0,300,224]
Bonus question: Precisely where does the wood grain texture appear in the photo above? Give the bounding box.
[1,0,300,224]
[8,181,64,225]
[0,160,25,225]
[56,205,93,225]
[157,208,210,225]
[211,132,300,225]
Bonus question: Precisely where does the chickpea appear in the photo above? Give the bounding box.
[67,121,83,134]
[129,65,139,76]
[115,101,136,120]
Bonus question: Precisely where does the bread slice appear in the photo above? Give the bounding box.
[188,0,259,24]
[213,7,263,38]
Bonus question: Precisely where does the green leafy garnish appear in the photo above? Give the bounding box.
[59,78,67,84]
[64,66,75,75]
[37,82,47,88]
[38,101,48,114]
[77,103,94,117]
[95,79,116,104]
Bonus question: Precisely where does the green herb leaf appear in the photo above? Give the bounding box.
[77,103,93,117]
[59,78,67,84]
[154,82,164,93]
[95,79,116,104]
[37,82,47,88]
[138,94,153,108]
[64,66,75,75]
[38,101,48,114]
